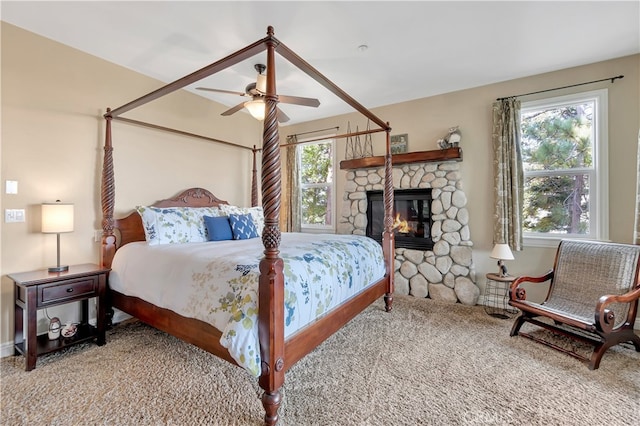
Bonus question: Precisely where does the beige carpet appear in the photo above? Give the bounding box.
[2,295,640,425]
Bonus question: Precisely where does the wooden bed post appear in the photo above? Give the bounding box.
[251,145,259,207]
[382,126,395,312]
[101,108,117,270]
[258,26,285,426]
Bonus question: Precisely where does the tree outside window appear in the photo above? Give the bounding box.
[520,90,608,245]
[298,139,335,231]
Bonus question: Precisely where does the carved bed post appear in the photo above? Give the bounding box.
[382,125,395,312]
[101,108,117,270]
[101,108,117,327]
[251,145,259,207]
[258,26,285,426]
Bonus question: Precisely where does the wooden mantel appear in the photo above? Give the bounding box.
[339,147,462,170]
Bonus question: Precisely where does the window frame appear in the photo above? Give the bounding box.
[297,136,336,233]
[521,89,609,248]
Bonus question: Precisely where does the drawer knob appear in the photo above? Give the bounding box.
[66,288,74,293]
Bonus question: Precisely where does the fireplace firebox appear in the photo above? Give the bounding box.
[366,189,434,250]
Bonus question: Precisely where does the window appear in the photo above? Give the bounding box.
[521,89,608,246]
[298,138,335,232]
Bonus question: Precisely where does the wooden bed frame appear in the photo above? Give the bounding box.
[101,26,395,425]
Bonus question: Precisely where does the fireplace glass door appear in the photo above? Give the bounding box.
[366,189,434,250]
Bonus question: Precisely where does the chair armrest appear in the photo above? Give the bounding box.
[509,270,554,301]
[594,286,640,333]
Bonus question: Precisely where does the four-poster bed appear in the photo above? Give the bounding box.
[101,26,395,425]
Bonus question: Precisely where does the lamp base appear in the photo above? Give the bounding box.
[497,260,508,277]
[48,265,69,273]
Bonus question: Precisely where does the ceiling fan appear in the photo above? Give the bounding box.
[196,64,320,123]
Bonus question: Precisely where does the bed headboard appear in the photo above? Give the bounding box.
[102,187,228,268]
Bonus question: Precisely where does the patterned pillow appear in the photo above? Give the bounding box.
[228,213,260,240]
[136,206,222,245]
[203,215,233,241]
[219,205,264,236]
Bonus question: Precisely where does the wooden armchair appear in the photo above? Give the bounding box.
[509,239,640,369]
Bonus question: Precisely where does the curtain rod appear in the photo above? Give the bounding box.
[288,126,339,139]
[496,75,624,101]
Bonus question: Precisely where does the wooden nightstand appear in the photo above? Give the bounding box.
[9,263,109,371]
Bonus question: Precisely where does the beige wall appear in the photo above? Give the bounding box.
[2,21,639,351]
[0,23,261,351]
[284,53,640,299]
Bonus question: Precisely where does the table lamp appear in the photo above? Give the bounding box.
[490,243,514,277]
[42,200,74,272]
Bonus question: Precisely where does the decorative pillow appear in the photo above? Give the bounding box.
[219,205,264,236]
[203,215,233,241]
[136,206,222,245]
[228,213,260,240]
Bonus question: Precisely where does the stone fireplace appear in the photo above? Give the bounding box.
[338,156,479,305]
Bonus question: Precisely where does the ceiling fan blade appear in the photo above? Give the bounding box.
[277,108,290,123]
[221,102,248,116]
[196,87,249,97]
[278,94,320,108]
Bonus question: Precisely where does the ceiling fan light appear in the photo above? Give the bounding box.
[245,99,265,121]
[256,74,267,93]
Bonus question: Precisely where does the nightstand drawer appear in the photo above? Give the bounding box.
[39,277,97,306]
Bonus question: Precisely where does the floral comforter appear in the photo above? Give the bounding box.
[108,233,386,376]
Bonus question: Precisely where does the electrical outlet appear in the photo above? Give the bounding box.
[5,209,25,223]
[94,229,103,242]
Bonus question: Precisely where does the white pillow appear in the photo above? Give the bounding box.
[136,206,222,245]
[219,205,264,237]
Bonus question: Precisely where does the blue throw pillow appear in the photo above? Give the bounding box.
[203,215,233,241]
[228,213,259,240]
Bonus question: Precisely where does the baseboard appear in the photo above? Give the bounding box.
[112,308,132,325]
[1,341,15,358]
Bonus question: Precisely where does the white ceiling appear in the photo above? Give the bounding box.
[2,1,639,125]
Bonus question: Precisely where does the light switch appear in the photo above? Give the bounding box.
[6,180,18,194]
[5,209,25,223]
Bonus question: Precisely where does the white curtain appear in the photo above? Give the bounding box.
[492,98,524,251]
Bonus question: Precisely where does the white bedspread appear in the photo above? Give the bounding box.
[109,233,386,376]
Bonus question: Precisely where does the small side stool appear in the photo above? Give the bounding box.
[484,273,519,319]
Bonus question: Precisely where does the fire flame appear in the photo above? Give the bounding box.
[392,213,412,233]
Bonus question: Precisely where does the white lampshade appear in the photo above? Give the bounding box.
[490,243,514,260]
[245,99,266,121]
[42,201,74,233]
[256,73,267,93]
